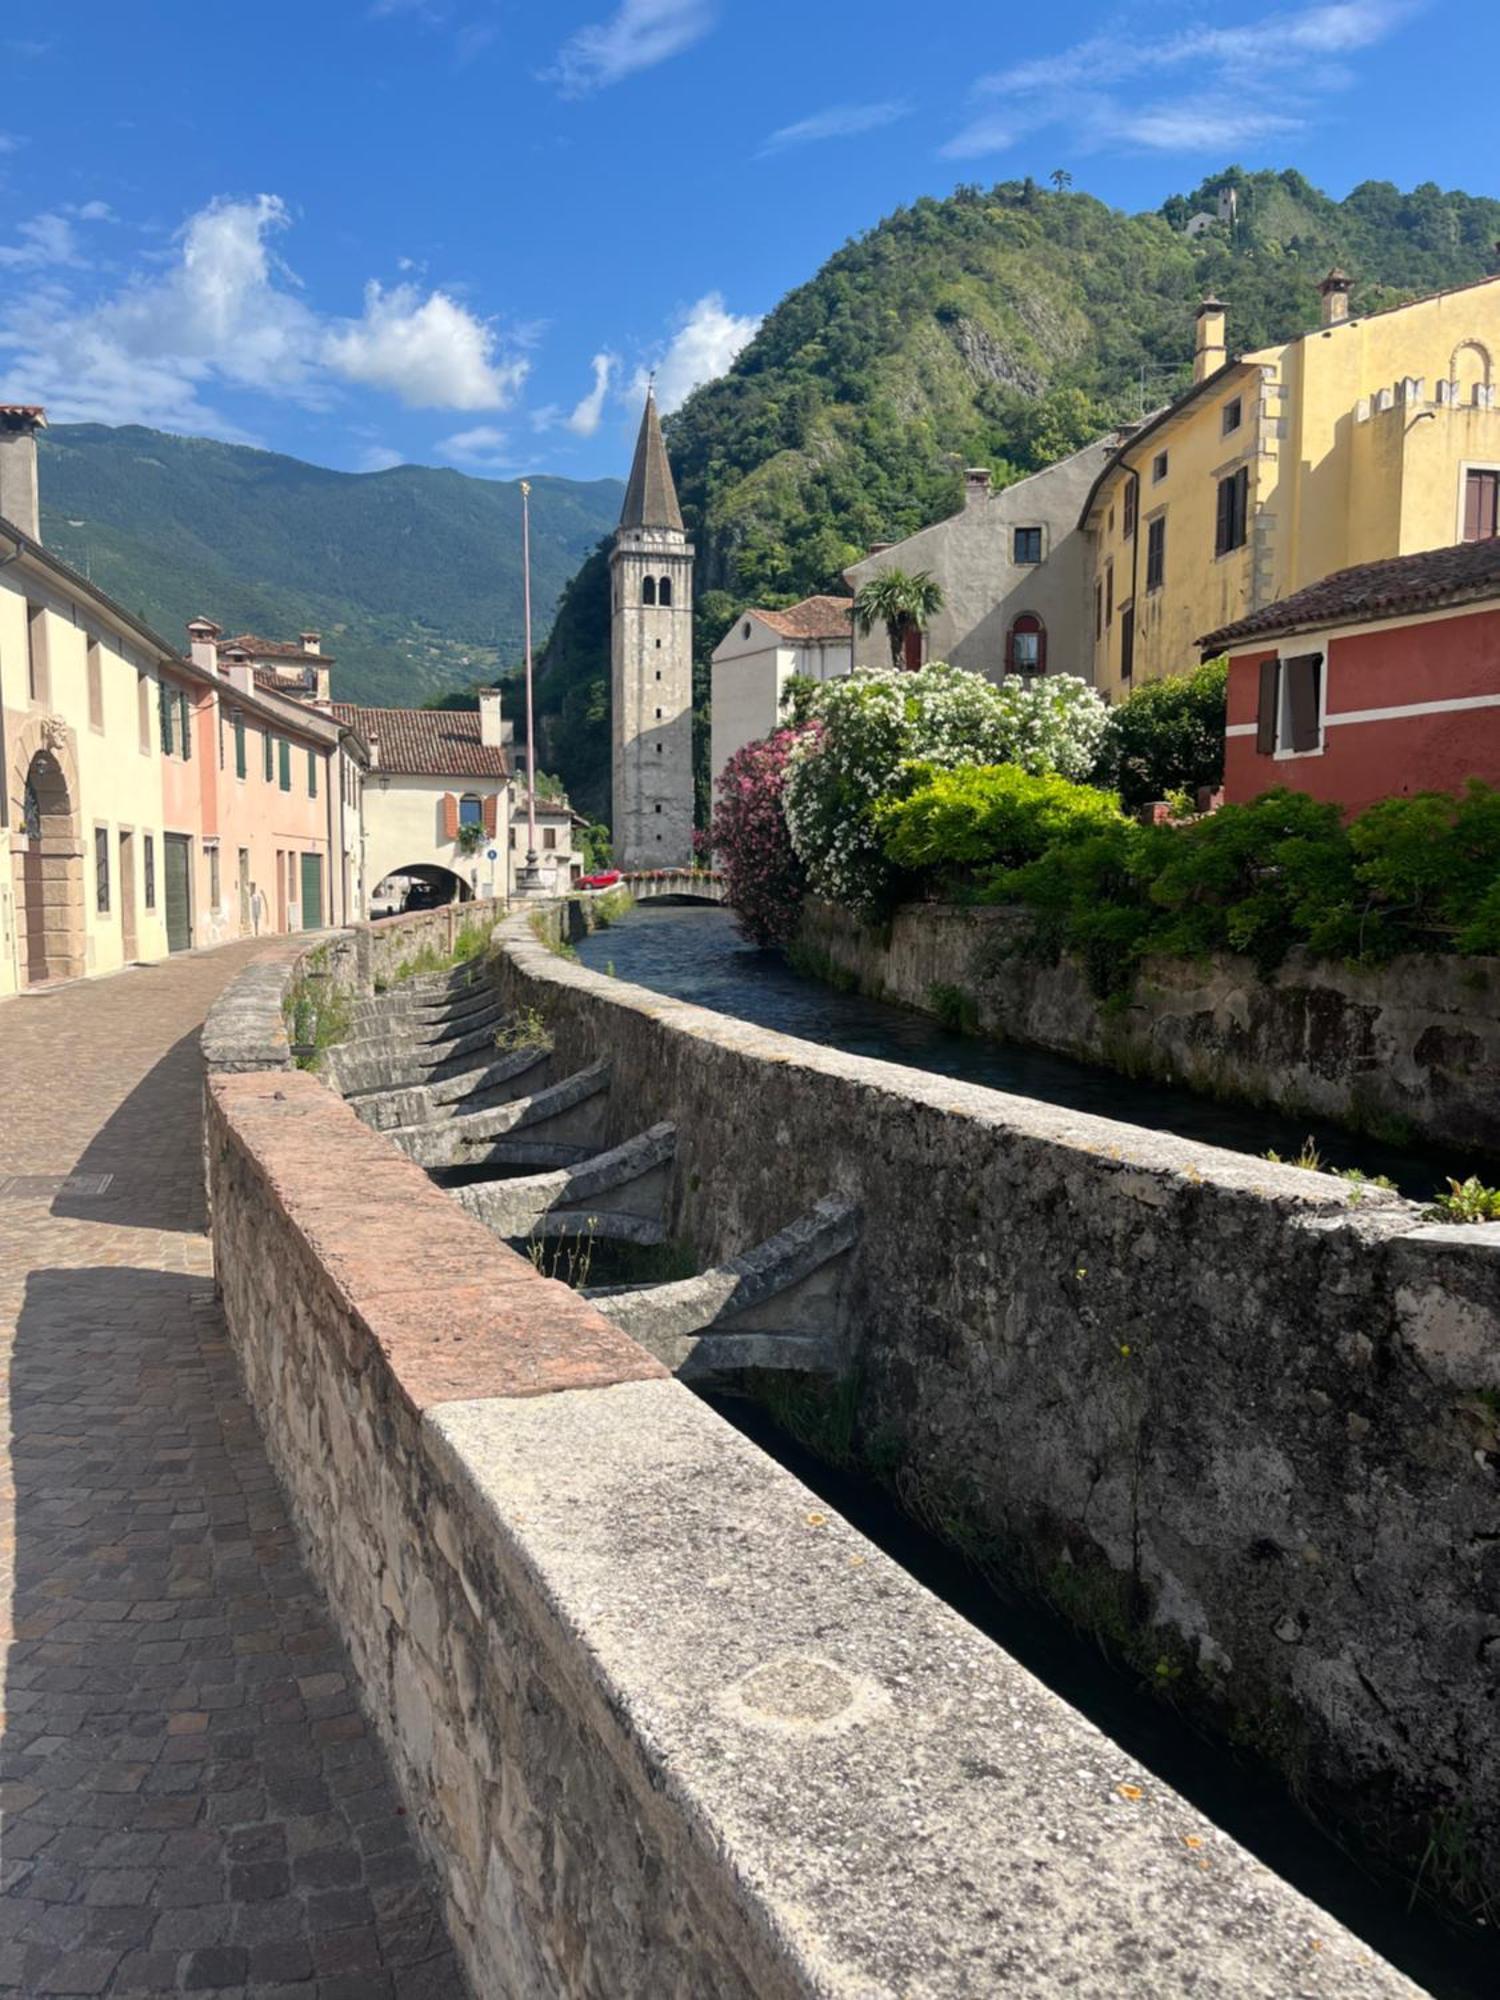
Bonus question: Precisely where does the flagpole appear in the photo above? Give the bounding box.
[518,478,542,891]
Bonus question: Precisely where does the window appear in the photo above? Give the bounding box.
[138,674,151,754]
[1146,516,1166,593]
[642,575,657,606]
[655,639,662,650]
[233,712,247,779]
[1152,450,1169,483]
[1215,467,1249,555]
[1013,526,1043,564]
[656,742,663,754]
[1255,653,1323,756]
[278,738,291,792]
[510,827,517,848]
[543,827,557,851]
[1463,468,1500,542]
[659,576,673,607]
[307,747,317,798]
[26,603,48,704]
[95,827,110,915]
[1105,563,1114,628]
[1122,482,1137,540]
[264,729,274,782]
[209,846,221,911]
[1120,604,1135,682]
[144,834,156,909]
[654,803,662,814]
[218,706,225,769]
[159,681,175,756]
[179,691,192,760]
[742,620,751,638]
[87,639,104,732]
[1094,583,1103,642]
[1222,396,1243,436]
[459,793,483,826]
[1007,615,1046,675]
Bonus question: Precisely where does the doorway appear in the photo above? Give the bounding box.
[164,834,193,953]
[300,853,324,929]
[119,830,137,961]
[19,747,84,986]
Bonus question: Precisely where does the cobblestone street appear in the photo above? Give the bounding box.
[0,947,463,1998]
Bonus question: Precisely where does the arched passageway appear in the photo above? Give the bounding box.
[14,740,84,987]
[372,862,472,918]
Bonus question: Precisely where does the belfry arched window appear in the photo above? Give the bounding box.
[1007,614,1046,675]
[642,576,657,606]
[658,576,673,607]
[23,772,41,842]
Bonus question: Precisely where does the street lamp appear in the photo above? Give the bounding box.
[515,478,543,895]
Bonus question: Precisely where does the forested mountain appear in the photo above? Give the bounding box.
[536,168,1500,816]
[35,426,623,707]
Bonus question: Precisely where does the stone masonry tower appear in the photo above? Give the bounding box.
[611,389,695,869]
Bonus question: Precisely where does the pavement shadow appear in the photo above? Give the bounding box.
[50,1030,211,1231]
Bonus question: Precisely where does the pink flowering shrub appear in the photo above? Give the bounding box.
[710,726,816,949]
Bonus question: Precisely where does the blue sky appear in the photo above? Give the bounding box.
[0,0,1487,485]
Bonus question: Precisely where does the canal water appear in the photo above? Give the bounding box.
[577,901,1496,1993]
[573,902,1462,1200]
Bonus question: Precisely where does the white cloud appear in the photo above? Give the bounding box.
[760,100,908,156]
[632,293,759,414]
[438,424,513,471]
[0,133,22,154]
[324,283,526,410]
[563,351,616,436]
[0,213,83,270]
[549,0,714,95]
[0,192,527,434]
[942,0,1420,158]
[357,444,406,472]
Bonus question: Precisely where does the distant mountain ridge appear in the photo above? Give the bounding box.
[34,425,624,707]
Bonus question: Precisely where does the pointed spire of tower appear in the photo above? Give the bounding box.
[619,386,683,534]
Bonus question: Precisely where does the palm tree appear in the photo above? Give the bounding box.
[852,569,946,672]
[1050,168,1073,193]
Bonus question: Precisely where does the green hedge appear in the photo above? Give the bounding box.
[875,764,1128,874]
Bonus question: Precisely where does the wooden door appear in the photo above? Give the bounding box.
[164,835,192,953]
[299,853,324,929]
[119,831,137,961]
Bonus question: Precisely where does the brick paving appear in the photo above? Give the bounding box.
[0,947,465,1998]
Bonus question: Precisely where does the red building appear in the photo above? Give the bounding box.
[1205,537,1500,815]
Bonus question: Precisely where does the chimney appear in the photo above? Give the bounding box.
[300,630,321,656]
[1193,297,1226,383]
[963,467,992,509]
[478,686,503,748]
[368,731,381,771]
[1319,269,1351,327]
[186,616,221,673]
[0,405,46,542]
[313,665,331,705]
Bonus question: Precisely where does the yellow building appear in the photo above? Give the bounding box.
[1,408,176,995]
[1083,271,1500,700]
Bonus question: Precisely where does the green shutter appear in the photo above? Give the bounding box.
[307,747,317,798]
[234,714,247,779]
[263,729,273,781]
[179,692,192,760]
[278,738,291,792]
[159,681,174,756]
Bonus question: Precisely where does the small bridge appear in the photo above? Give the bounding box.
[618,868,726,905]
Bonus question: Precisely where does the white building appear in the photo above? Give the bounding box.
[508,786,586,895]
[709,596,853,794]
[842,443,1120,686]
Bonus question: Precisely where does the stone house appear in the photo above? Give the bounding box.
[709,596,853,796]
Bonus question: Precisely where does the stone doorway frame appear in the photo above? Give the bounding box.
[9,714,85,986]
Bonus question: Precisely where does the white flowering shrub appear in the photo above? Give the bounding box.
[782,663,1108,916]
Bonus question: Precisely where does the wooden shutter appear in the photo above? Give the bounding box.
[1120,605,1135,681]
[1286,653,1323,752]
[1216,478,1233,556]
[482,793,498,837]
[1256,658,1279,754]
[1465,470,1499,542]
[442,793,459,840]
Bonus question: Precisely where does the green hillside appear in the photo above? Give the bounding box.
[535,168,1500,817]
[35,425,623,707]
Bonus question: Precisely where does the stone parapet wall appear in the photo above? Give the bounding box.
[797,897,1500,1158]
[497,904,1500,1901]
[362,896,506,991]
[203,1057,1417,1996]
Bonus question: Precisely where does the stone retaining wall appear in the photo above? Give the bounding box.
[796,897,1500,1158]
[203,1059,1419,1998]
[363,896,506,991]
[498,904,1500,1902]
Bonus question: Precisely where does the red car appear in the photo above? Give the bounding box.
[577,870,622,890]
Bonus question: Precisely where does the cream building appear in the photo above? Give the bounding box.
[709,596,853,795]
[843,444,1119,685]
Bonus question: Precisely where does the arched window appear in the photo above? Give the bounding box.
[1007,614,1046,676]
[642,576,657,606]
[1452,340,1493,401]
[658,576,673,607]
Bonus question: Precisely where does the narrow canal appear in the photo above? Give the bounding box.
[574,902,1461,1200]
[577,900,1495,1996]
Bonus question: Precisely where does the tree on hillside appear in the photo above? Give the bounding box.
[1050,169,1073,193]
[852,569,945,671]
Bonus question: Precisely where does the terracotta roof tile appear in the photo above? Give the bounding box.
[754,595,854,641]
[222,633,333,664]
[329,704,509,779]
[1202,536,1500,651]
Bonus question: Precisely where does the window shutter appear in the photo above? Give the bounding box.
[442,793,459,840]
[1120,605,1135,681]
[1255,659,1278,754]
[1286,653,1323,752]
[482,794,498,837]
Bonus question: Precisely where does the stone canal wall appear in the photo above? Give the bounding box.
[499,903,1500,1899]
[796,897,1500,1159]
[199,934,1421,1997]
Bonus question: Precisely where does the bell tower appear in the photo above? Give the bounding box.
[610,388,695,869]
